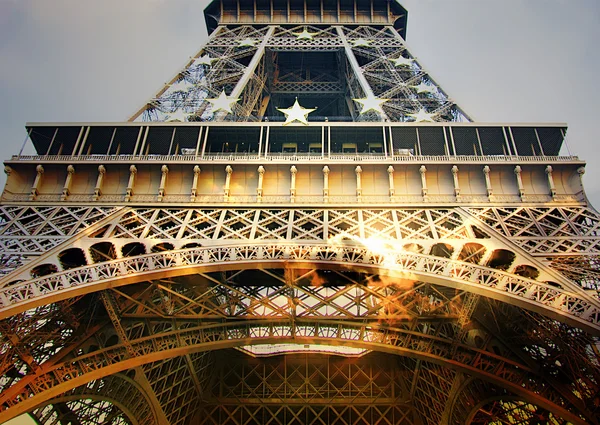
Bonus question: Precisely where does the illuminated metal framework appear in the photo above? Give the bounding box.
[1,1,599,424]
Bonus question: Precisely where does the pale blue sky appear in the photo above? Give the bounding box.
[0,0,599,207]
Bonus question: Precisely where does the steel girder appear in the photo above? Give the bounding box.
[1,205,600,423]
[30,374,156,425]
[1,243,598,333]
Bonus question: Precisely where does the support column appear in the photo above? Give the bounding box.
[323,166,330,203]
[290,165,297,203]
[158,165,168,202]
[577,166,586,190]
[125,165,137,202]
[355,165,362,202]
[93,165,106,201]
[419,165,428,201]
[257,166,265,202]
[3,166,11,191]
[215,26,276,120]
[545,165,557,199]
[514,165,525,199]
[190,165,201,202]
[483,165,492,198]
[387,165,395,198]
[30,165,44,200]
[451,165,460,201]
[230,27,276,100]
[61,165,75,201]
[224,165,233,201]
[336,26,389,121]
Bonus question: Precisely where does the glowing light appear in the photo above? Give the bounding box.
[294,28,318,40]
[238,344,368,357]
[168,79,195,92]
[353,94,389,114]
[277,99,316,125]
[238,38,257,47]
[390,56,414,67]
[407,108,437,122]
[412,82,437,94]
[165,109,192,122]
[206,90,239,114]
[352,38,372,47]
[194,54,216,66]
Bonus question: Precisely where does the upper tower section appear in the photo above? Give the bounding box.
[203,0,409,39]
[129,0,469,123]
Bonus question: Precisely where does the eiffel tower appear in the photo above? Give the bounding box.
[1,1,599,424]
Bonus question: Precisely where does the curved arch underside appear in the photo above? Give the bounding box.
[0,264,599,424]
[0,205,599,424]
[1,245,599,334]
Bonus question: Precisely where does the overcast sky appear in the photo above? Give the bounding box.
[0,0,599,208]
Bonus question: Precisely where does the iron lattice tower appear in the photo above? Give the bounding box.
[1,1,599,424]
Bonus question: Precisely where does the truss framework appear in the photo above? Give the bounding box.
[131,24,468,123]
[3,1,600,423]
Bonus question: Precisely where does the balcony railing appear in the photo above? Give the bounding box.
[9,153,582,164]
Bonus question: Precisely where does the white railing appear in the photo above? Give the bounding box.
[10,154,581,163]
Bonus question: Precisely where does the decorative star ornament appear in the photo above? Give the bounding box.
[166,109,192,122]
[353,94,389,114]
[277,99,316,125]
[407,109,437,122]
[206,90,239,114]
[294,28,318,40]
[238,38,257,47]
[352,38,372,47]
[194,54,216,66]
[411,82,437,94]
[390,56,414,67]
[169,79,195,92]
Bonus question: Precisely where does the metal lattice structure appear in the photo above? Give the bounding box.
[1,1,599,424]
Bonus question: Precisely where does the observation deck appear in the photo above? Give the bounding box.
[3,121,585,206]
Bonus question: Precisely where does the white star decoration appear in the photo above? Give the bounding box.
[206,90,239,114]
[294,29,318,40]
[353,94,389,114]
[166,109,192,122]
[277,99,316,125]
[238,38,257,47]
[390,56,414,67]
[352,38,372,47]
[194,54,216,66]
[169,79,195,92]
[412,82,437,94]
[407,109,437,122]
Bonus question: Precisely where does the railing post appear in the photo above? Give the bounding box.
[61,165,75,201]
[419,165,428,201]
[483,165,492,198]
[257,166,265,202]
[158,165,169,201]
[290,165,297,203]
[322,166,330,203]
[514,165,525,199]
[451,165,460,201]
[224,165,233,201]
[30,165,44,200]
[355,165,362,202]
[545,165,557,200]
[93,165,106,201]
[190,165,201,202]
[387,165,395,199]
[125,165,137,202]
